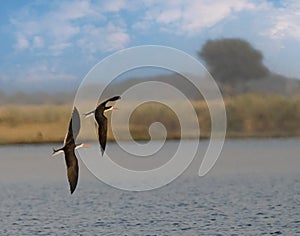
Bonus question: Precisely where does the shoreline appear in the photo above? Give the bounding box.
[1,134,299,146]
[1,93,300,145]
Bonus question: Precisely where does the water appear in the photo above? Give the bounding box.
[1,139,300,235]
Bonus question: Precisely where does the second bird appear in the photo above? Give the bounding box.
[85,96,121,155]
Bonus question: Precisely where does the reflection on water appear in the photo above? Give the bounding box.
[0,139,300,235]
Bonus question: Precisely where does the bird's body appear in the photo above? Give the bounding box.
[85,96,121,155]
[53,106,85,194]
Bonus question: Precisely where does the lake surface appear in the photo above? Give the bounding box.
[0,139,300,235]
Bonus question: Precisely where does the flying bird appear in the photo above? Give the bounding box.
[52,106,88,194]
[85,96,121,155]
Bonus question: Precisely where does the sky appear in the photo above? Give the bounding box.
[0,0,300,93]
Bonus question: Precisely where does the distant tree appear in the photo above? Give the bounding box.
[198,38,270,86]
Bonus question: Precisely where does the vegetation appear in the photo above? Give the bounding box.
[1,94,300,144]
[198,38,270,85]
[0,105,71,144]
[225,94,300,138]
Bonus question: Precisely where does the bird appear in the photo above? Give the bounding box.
[84,96,121,155]
[52,106,88,194]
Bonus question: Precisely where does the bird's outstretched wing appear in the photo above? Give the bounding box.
[64,106,80,145]
[101,96,121,106]
[53,106,80,194]
[65,149,79,194]
[67,164,78,194]
[95,96,121,156]
[94,96,120,155]
[96,115,107,155]
[71,106,81,140]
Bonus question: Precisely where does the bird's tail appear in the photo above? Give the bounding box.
[52,147,64,157]
[84,110,95,118]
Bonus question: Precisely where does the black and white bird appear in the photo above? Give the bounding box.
[52,106,88,194]
[85,96,121,155]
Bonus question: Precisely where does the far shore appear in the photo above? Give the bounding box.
[1,93,300,145]
[1,135,300,146]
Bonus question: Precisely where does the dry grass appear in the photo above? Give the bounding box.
[0,105,71,144]
[1,94,300,144]
[224,94,300,138]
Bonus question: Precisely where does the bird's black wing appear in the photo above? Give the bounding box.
[96,115,107,155]
[64,106,80,145]
[67,164,78,194]
[64,147,79,194]
[71,106,81,140]
[101,96,121,107]
[94,96,120,155]
[64,118,73,146]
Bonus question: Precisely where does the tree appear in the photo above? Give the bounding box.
[198,38,270,86]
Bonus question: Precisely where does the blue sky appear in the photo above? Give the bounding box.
[0,0,300,93]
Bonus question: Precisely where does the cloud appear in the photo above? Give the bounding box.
[10,0,130,55]
[33,36,44,48]
[14,33,29,50]
[49,43,72,56]
[265,1,300,41]
[157,9,182,24]
[24,64,76,82]
[101,0,127,12]
[77,23,130,53]
[11,0,280,56]
[138,0,257,35]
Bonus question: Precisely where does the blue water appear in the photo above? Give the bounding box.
[1,139,300,235]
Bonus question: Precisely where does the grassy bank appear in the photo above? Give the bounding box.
[0,105,71,144]
[1,94,300,144]
[225,94,300,138]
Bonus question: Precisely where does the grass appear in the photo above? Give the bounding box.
[1,93,300,144]
[224,94,300,138]
[0,105,71,144]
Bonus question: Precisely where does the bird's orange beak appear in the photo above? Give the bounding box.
[112,106,119,110]
[82,143,90,148]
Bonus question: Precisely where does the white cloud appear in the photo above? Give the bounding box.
[57,1,95,20]
[107,31,130,50]
[15,33,29,50]
[11,0,130,55]
[157,9,182,24]
[24,64,76,82]
[139,0,257,35]
[77,23,130,53]
[266,1,300,41]
[101,0,127,12]
[11,0,262,55]
[49,43,72,56]
[10,0,300,56]
[33,36,44,48]
[10,1,89,53]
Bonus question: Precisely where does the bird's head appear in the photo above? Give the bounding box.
[104,105,118,113]
[75,143,90,149]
